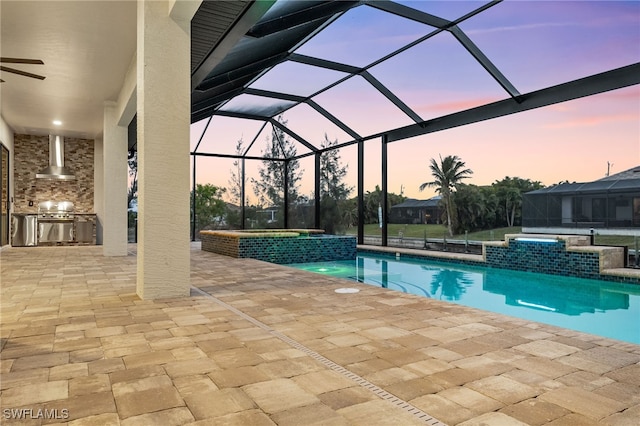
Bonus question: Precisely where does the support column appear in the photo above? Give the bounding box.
[283,160,289,229]
[381,135,388,247]
[191,155,196,242]
[357,140,364,245]
[136,0,191,299]
[314,152,321,229]
[94,138,104,245]
[102,101,128,256]
[241,158,246,229]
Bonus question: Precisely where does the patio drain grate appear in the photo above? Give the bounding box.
[191,286,447,426]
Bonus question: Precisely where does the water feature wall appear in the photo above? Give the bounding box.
[200,230,356,264]
[484,234,625,280]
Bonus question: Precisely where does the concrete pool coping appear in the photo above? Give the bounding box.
[200,229,326,238]
[1,243,639,425]
[359,244,485,263]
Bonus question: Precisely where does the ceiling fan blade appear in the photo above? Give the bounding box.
[0,66,46,80]
[0,57,44,65]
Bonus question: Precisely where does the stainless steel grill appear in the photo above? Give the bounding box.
[38,201,75,243]
[38,200,75,220]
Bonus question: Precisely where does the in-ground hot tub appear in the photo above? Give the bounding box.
[200,229,357,264]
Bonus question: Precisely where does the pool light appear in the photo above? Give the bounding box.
[515,237,558,243]
[516,300,557,312]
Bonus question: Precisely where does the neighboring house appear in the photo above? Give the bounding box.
[522,166,640,233]
[389,196,442,224]
[259,206,278,224]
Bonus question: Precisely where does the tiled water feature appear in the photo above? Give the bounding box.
[484,234,634,282]
[200,229,356,264]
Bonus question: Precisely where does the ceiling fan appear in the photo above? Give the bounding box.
[0,57,46,83]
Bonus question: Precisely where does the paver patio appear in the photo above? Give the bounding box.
[1,244,639,425]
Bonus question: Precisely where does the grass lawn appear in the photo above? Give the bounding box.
[344,224,521,241]
[345,224,639,249]
[592,234,639,250]
[344,224,446,238]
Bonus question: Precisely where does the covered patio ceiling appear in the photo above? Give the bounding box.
[188,0,640,161]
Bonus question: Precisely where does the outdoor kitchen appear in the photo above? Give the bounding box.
[10,133,97,246]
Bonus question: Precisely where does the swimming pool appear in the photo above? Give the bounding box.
[287,252,640,345]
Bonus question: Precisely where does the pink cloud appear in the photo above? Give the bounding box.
[466,21,578,36]
[544,113,639,129]
[414,97,502,114]
[596,87,640,102]
[545,104,573,112]
[545,86,639,114]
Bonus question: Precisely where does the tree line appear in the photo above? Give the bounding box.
[190,149,542,237]
[421,155,543,236]
[192,117,359,234]
[128,117,544,237]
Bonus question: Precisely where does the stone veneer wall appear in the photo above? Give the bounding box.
[13,134,94,213]
[201,233,239,257]
[2,146,8,208]
[201,232,357,264]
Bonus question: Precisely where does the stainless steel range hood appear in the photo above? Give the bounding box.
[36,135,76,180]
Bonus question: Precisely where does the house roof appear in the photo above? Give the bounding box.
[526,166,640,196]
[597,165,640,181]
[391,197,442,209]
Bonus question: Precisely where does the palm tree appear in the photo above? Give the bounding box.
[428,269,474,300]
[419,155,473,236]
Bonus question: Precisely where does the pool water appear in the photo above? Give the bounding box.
[287,252,640,345]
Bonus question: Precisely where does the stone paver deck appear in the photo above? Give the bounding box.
[1,244,639,425]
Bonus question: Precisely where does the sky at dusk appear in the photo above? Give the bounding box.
[190,0,640,203]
